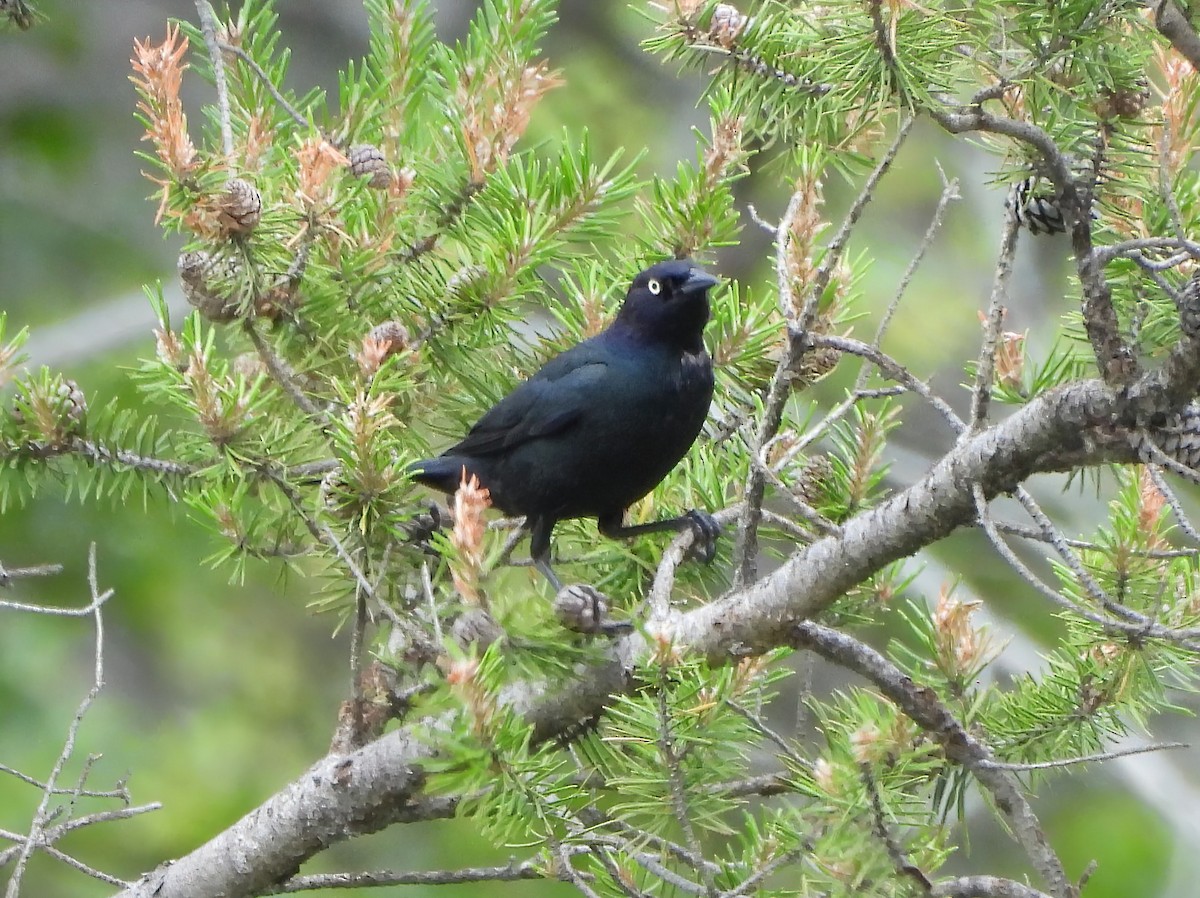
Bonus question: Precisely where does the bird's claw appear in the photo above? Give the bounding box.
[683,509,721,564]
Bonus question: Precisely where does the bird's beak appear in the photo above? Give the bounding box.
[680,268,719,295]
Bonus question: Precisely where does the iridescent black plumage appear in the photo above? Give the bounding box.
[409,259,720,587]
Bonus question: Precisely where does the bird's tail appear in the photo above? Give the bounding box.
[405,456,474,495]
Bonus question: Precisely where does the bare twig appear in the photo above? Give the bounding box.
[733,117,915,588]
[5,545,115,898]
[194,1,233,159]
[655,681,717,897]
[1013,486,1118,611]
[798,121,915,335]
[970,198,1022,430]
[287,458,340,480]
[421,559,442,646]
[261,466,375,600]
[0,561,61,588]
[980,741,1188,771]
[1093,236,1200,266]
[814,334,964,433]
[551,840,606,898]
[993,519,1199,559]
[588,849,652,898]
[745,203,777,234]
[1127,250,1191,274]
[727,700,811,771]
[769,386,905,474]
[398,182,486,263]
[1157,116,1189,246]
[573,802,720,879]
[348,584,370,743]
[856,165,960,393]
[218,42,311,131]
[71,437,199,478]
[244,321,328,423]
[751,457,842,537]
[0,763,126,801]
[10,803,159,865]
[721,846,805,898]
[860,763,932,891]
[4,842,126,888]
[647,505,740,620]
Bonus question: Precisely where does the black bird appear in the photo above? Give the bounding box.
[408,259,721,589]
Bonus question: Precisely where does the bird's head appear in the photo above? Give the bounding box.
[613,259,719,351]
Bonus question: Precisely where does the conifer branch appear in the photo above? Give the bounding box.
[791,622,1072,898]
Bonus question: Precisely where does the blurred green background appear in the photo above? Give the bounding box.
[1,2,1197,896]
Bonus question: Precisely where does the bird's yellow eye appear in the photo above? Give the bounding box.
[648,278,662,295]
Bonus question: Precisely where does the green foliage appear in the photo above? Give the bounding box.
[10,0,1200,894]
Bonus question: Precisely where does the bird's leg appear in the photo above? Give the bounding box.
[598,509,722,563]
[530,517,628,637]
[528,516,564,591]
[534,558,563,592]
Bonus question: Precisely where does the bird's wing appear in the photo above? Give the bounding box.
[448,358,608,457]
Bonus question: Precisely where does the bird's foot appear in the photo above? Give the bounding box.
[401,501,445,553]
[682,509,721,564]
[554,584,633,636]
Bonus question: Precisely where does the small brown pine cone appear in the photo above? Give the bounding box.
[216,178,262,234]
[1006,178,1072,235]
[358,320,412,376]
[1151,404,1200,471]
[553,584,631,635]
[710,3,747,47]
[1096,80,1150,120]
[11,377,86,441]
[55,379,87,431]
[789,345,840,389]
[254,284,298,321]
[348,144,393,190]
[368,320,411,356]
[179,250,240,321]
[795,454,835,507]
[1179,270,1200,341]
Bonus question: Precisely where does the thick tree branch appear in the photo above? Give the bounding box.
[659,380,1121,667]
[120,734,432,898]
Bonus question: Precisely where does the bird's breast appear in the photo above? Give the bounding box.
[673,349,715,396]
